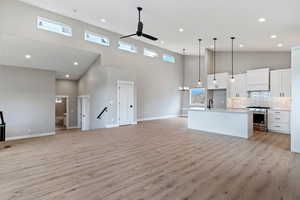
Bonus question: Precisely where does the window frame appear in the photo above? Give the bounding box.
[84,31,110,46]
[37,16,72,37]
[163,54,176,63]
[144,48,158,58]
[118,41,137,53]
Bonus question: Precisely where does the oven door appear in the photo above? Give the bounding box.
[253,112,265,124]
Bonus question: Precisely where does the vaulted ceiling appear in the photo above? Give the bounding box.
[0,34,99,80]
[19,0,300,54]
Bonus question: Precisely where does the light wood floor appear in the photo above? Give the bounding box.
[0,118,299,200]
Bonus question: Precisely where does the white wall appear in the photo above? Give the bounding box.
[214,51,291,74]
[0,65,55,139]
[291,47,300,153]
[1,0,183,126]
[56,80,78,128]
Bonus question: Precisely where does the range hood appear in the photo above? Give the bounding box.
[246,68,270,91]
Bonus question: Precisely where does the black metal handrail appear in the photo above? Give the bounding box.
[97,107,108,119]
[0,111,6,142]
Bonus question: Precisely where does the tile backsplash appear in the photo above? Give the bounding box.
[228,91,291,110]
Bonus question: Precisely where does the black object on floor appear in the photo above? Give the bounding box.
[0,111,6,142]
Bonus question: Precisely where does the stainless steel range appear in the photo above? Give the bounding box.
[247,106,270,132]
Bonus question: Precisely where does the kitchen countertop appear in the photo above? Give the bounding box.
[189,107,251,113]
[269,108,291,112]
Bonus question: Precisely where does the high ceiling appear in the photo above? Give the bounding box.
[20,0,300,55]
[0,34,99,80]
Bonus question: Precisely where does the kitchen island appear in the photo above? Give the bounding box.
[188,108,253,138]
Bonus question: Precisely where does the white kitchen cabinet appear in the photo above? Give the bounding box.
[207,73,229,90]
[246,68,270,91]
[271,69,291,97]
[228,74,247,98]
[268,110,290,134]
[281,69,291,97]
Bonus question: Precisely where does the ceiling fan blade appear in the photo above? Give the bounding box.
[142,33,158,41]
[120,33,137,39]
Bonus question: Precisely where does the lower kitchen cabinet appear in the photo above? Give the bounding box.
[268,110,290,134]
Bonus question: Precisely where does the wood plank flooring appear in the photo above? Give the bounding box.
[0,118,299,200]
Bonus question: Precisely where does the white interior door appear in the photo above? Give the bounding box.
[118,81,134,126]
[81,96,90,131]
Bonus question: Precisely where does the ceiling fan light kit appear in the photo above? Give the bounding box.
[120,7,158,41]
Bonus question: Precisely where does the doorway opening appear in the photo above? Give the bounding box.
[117,80,135,126]
[78,96,90,131]
[55,96,69,130]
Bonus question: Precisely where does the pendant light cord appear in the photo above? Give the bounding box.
[198,39,202,83]
[231,37,235,79]
[183,48,186,88]
[213,38,217,80]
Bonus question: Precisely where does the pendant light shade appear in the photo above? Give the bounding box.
[198,39,202,86]
[230,37,236,83]
[178,48,189,91]
[213,38,217,85]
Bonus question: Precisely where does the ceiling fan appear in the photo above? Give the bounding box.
[120,7,158,41]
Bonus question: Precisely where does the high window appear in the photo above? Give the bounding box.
[163,54,176,63]
[118,41,137,53]
[144,48,158,58]
[84,31,109,46]
[37,17,72,36]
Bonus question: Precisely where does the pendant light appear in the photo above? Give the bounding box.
[213,38,217,85]
[178,48,189,91]
[230,37,236,82]
[197,39,202,86]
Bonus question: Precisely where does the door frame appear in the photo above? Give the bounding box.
[55,95,69,129]
[77,95,90,130]
[117,80,135,126]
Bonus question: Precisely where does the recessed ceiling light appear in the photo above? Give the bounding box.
[179,28,184,32]
[277,43,283,47]
[239,44,244,48]
[258,18,266,23]
[65,74,70,78]
[101,19,106,23]
[74,62,79,66]
[25,54,31,59]
[270,35,277,39]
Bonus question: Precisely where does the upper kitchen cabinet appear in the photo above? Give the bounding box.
[228,73,247,98]
[246,68,270,91]
[207,73,229,90]
[271,69,291,97]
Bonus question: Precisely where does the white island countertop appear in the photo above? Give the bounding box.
[189,107,250,113]
[188,108,253,139]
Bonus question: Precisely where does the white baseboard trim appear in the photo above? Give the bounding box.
[105,124,119,128]
[6,132,55,141]
[138,115,179,122]
[68,126,79,129]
